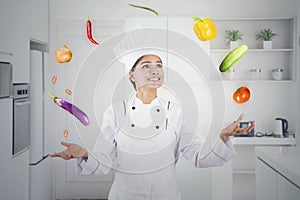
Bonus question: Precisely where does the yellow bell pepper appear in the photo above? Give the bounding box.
[193,16,217,41]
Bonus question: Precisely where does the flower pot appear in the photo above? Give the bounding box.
[263,41,272,49]
[230,41,239,50]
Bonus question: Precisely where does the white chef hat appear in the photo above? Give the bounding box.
[118,48,167,71]
[113,30,167,71]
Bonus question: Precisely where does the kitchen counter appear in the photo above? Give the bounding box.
[233,137,296,145]
[255,146,300,187]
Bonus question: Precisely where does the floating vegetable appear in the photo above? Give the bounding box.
[219,44,248,72]
[52,76,57,84]
[86,16,99,45]
[129,3,158,16]
[55,45,72,63]
[65,89,72,95]
[193,16,217,41]
[45,90,89,126]
[63,129,69,138]
[233,86,251,104]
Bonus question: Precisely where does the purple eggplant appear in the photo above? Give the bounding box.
[45,90,89,126]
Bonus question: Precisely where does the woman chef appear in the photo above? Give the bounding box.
[51,53,255,200]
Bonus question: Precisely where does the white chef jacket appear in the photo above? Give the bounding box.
[77,95,236,200]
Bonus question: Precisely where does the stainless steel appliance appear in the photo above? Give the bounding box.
[13,83,30,156]
[0,62,13,98]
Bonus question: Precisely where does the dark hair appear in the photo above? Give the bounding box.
[129,55,146,90]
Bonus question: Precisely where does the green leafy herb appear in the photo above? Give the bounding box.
[225,30,244,42]
[256,28,278,41]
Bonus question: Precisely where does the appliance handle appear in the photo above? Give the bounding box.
[14,100,31,106]
[29,154,49,166]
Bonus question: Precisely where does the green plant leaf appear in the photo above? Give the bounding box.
[256,28,278,41]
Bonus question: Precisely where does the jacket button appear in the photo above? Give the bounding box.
[155,125,159,129]
[131,124,135,127]
[132,106,135,110]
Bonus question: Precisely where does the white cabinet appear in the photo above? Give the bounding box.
[11,0,30,83]
[0,0,14,54]
[12,151,30,200]
[277,172,300,200]
[212,138,296,200]
[256,155,300,200]
[30,0,49,43]
[51,20,123,199]
[0,98,13,200]
[256,158,277,200]
[0,56,29,200]
[0,0,30,83]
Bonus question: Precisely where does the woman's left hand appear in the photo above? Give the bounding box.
[220,114,255,142]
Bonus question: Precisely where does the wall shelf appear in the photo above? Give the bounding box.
[210,49,293,52]
[211,80,295,83]
[209,17,296,82]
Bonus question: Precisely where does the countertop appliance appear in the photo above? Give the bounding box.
[274,117,289,137]
[13,83,30,156]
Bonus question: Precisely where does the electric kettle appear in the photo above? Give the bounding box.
[274,117,289,137]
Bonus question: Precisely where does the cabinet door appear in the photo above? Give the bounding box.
[277,173,300,200]
[0,0,13,53]
[12,151,30,200]
[255,158,277,200]
[176,158,212,200]
[30,0,49,43]
[12,0,30,83]
[51,20,123,199]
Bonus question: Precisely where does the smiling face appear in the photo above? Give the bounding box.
[129,54,164,91]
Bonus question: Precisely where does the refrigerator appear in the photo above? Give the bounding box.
[0,59,13,200]
[29,49,52,200]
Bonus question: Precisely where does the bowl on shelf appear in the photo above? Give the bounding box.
[271,68,283,80]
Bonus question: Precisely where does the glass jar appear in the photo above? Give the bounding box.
[222,68,235,80]
[250,69,261,80]
[272,69,283,80]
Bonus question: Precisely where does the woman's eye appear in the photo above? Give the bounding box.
[156,64,163,69]
[142,64,150,69]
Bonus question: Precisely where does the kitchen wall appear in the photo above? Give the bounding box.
[297,1,300,146]
[49,0,300,199]
[50,0,297,20]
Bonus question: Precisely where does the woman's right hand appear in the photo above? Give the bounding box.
[50,141,88,160]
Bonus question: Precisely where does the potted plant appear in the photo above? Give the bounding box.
[225,29,244,49]
[256,28,278,49]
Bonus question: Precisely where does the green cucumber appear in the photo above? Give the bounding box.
[219,45,248,72]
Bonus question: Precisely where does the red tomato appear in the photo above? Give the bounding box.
[233,86,251,104]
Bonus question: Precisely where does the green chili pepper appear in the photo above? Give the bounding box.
[129,3,159,16]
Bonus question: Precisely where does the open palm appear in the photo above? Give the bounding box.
[50,141,88,160]
[220,114,255,142]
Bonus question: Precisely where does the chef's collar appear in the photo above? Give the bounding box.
[133,96,160,106]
